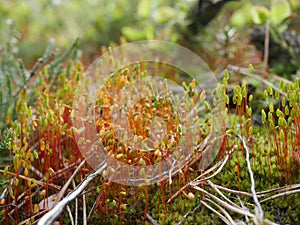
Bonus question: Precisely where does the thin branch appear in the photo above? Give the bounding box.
[30,38,55,77]
[37,162,107,225]
[66,205,75,225]
[227,65,287,97]
[168,146,236,203]
[192,185,279,225]
[200,200,230,225]
[30,166,44,179]
[17,210,47,225]
[263,19,270,72]
[174,203,202,225]
[263,71,292,84]
[192,185,253,218]
[72,179,78,225]
[207,180,240,209]
[192,148,233,186]
[0,169,61,190]
[236,134,264,220]
[205,198,236,225]
[167,152,225,203]
[83,194,87,225]
[260,188,300,203]
[237,196,250,223]
[53,160,86,207]
[257,183,300,197]
[169,160,177,185]
[3,184,43,221]
[88,194,99,219]
[146,213,160,225]
[212,184,253,198]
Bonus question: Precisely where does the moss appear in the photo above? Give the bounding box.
[1,34,300,225]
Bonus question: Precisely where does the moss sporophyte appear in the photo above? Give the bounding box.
[2,53,300,224]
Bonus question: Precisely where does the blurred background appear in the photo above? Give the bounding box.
[0,0,191,65]
[0,0,299,72]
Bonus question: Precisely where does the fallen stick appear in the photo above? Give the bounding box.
[37,162,107,225]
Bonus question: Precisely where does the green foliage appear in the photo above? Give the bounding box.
[0,23,81,222]
[212,72,300,223]
[230,0,294,28]
[0,0,191,62]
[1,45,300,224]
[229,0,300,77]
[0,22,79,133]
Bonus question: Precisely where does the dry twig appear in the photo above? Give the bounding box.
[37,162,107,225]
[174,203,202,225]
[66,206,75,225]
[263,19,270,72]
[72,179,78,225]
[236,135,264,220]
[146,213,160,225]
[227,65,288,97]
[260,188,300,203]
[83,193,87,225]
[53,160,86,206]
[205,197,236,225]
[201,199,230,224]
